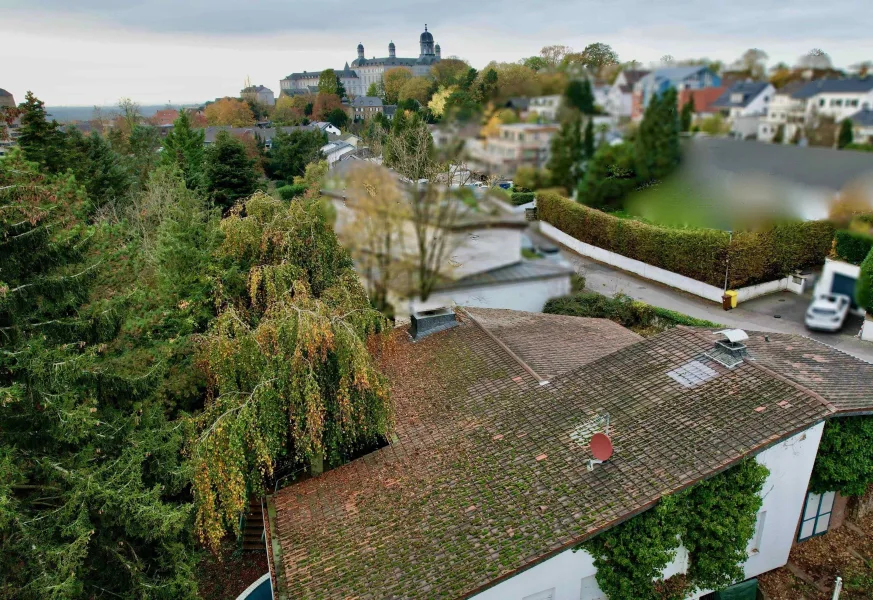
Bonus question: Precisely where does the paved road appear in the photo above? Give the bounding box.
[529,226,873,363]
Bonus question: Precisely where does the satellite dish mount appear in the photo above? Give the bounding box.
[587,416,613,472]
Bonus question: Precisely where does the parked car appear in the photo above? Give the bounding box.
[805,294,851,332]
[497,181,513,190]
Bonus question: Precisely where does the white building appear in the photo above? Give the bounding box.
[527,95,562,122]
[797,78,873,123]
[757,80,808,143]
[241,85,275,106]
[280,26,442,98]
[849,107,873,143]
[709,81,774,139]
[604,69,649,118]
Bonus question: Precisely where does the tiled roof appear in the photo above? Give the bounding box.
[742,331,873,413]
[621,69,650,87]
[678,86,727,113]
[850,108,873,127]
[710,81,771,108]
[269,319,862,599]
[463,307,641,379]
[792,78,873,99]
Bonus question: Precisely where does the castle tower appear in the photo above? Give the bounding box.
[389,41,396,59]
[419,25,434,57]
[435,44,441,58]
[357,42,365,60]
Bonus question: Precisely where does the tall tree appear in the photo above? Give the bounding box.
[680,95,695,132]
[318,69,340,96]
[570,42,619,74]
[583,118,595,160]
[203,131,259,211]
[16,92,68,174]
[326,108,349,129]
[838,118,854,149]
[312,93,343,121]
[430,58,472,87]
[383,67,414,105]
[127,124,163,190]
[634,88,681,182]
[539,45,573,69]
[733,48,768,79]
[547,110,584,191]
[161,110,206,191]
[272,95,306,125]
[565,79,596,114]
[521,56,549,72]
[204,98,255,127]
[267,128,327,183]
[366,82,381,98]
[67,129,132,209]
[0,151,197,598]
[797,48,833,70]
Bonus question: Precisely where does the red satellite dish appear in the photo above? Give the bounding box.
[590,432,614,461]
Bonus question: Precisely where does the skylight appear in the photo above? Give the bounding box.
[667,360,718,388]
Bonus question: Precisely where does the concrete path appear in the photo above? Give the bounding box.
[529,226,873,363]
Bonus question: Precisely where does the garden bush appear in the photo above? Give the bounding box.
[277,183,307,201]
[510,191,536,206]
[835,229,873,265]
[857,247,873,312]
[538,191,835,288]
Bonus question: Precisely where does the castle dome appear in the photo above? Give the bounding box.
[419,25,433,43]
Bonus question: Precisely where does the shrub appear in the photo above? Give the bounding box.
[857,247,873,312]
[835,229,873,265]
[510,191,536,206]
[845,143,873,153]
[277,184,307,201]
[577,142,638,211]
[538,191,835,288]
[543,292,721,335]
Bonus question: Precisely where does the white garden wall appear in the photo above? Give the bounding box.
[539,221,802,305]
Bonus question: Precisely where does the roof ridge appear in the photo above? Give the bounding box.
[457,307,548,383]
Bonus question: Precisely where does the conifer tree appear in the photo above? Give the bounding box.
[634,88,681,182]
[547,110,584,191]
[838,118,854,149]
[583,118,595,159]
[203,131,259,211]
[16,91,69,174]
[680,95,695,132]
[67,129,132,209]
[161,110,206,191]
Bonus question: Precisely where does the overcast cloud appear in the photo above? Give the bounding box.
[2,0,871,106]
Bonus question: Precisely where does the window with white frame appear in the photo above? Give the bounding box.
[798,491,835,541]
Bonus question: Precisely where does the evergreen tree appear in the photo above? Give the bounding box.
[0,150,197,599]
[204,131,259,211]
[680,95,695,132]
[16,91,69,174]
[547,110,584,191]
[577,142,638,210]
[565,79,596,115]
[67,129,132,209]
[838,118,854,149]
[634,88,681,183]
[127,124,163,190]
[267,128,327,182]
[161,110,206,191]
[583,118,595,159]
[326,107,349,129]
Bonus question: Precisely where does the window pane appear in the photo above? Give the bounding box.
[815,512,831,535]
[821,491,836,512]
[804,493,821,520]
[799,519,815,539]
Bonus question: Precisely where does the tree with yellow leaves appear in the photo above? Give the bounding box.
[383,67,414,104]
[204,97,256,127]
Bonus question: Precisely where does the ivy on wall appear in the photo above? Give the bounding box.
[810,416,873,497]
[578,458,770,599]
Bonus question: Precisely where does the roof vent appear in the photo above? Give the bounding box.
[409,307,458,341]
[705,329,749,368]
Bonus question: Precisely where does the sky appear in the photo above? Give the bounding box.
[2,0,872,107]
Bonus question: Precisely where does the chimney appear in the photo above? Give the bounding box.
[409,307,458,341]
[705,329,749,368]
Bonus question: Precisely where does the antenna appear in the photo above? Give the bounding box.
[587,427,614,472]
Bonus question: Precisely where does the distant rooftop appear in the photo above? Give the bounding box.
[792,78,873,99]
[850,108,873,128]
[711,81,771,109]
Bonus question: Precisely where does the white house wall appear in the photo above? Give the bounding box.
[411,275,571,316]
[470,423,824,600]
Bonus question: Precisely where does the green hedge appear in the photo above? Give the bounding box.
[510,191,536,206]
[277,184,307,201]
[858,248,873,312]
[835,229,873,265]
[537,191,835,288]
[543,292,722,335]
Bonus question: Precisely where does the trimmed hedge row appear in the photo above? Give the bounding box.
[537,191,835,289]
[510,191,536,206]
[835,229,873,265]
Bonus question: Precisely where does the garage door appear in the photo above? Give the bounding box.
[832,273,857,307]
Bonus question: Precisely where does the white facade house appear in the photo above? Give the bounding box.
[799,79,873,123]
[849,108,873,143]
[710,81,774,139]
[527,95,563,122]
[312,121,342,136]
[321,141,356,167]
[593,84,610,111]
[471,423,825,600]
[604,69,649,118]
[758,81,807,143]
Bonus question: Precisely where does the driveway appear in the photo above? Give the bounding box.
[529,227,873,363]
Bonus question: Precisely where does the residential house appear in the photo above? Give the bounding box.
[469,123,560,176]
[150,108,179,127]
[311,121,342,136]
[346,96,385,122]
[383,104,398,120]
[263,314,873,599]
[527,95,562,122]
[849,108,873,143]
[632,66,721,120]
[320,140,356,167]
[677,86,727,118]
[794,78,873,123]
[758,81,808,143]
[327,131,363,148]
[710,81,775,138]
[604,69,649,118]
[592,82,610,111]
[241,85,276,106]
